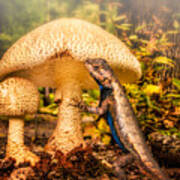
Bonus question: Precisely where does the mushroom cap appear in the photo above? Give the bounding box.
[0,18,141,89]
[0,77,39,116]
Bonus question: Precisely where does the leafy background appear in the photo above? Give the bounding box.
[0,0,179,144]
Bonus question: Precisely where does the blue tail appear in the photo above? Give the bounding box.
[99,84,126,151]
[107,111,126,151]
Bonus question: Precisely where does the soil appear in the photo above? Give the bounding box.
[0,118,179,180]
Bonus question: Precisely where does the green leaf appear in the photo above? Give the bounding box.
[153,56,175,67]
[143,84,161,95]
[166,30,179,35]
[145,96,161,112]
[173,20,180,29]
[135,24,147,32]
[114,15,126,22]
[0,33,12,41]
[115,24,131,31]
[129,35,138,40]
[172,78,180,90]
[166,93,180,98]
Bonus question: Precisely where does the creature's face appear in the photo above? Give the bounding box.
[85,58,113,89]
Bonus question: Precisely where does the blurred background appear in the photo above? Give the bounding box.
[0,0,179,143]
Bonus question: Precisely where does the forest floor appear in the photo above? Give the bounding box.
[0,118,179,180]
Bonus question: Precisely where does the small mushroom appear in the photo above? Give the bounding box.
[0,18,141,155]
[0,77,39,166]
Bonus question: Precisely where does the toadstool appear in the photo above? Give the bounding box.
[0,77,39,166]
[0,18,141,155]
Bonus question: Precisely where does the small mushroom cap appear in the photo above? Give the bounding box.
[0,77,39,116]
[0,18,141,89]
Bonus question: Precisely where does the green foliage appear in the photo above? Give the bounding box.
[153,57,175,68]
[173,78,180,90]
[0,0,47,56]
[82,90,100,105]
[0,0,81,56]
[159,128,180,138]
[39,91,58,115]
[73,1,101,25]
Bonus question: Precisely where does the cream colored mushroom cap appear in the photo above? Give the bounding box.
[0,18,141,86]
[0,77,39,116]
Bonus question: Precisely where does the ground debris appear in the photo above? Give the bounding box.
[0,119,180,179]
[27,145,114,180]
[0,158,16,179]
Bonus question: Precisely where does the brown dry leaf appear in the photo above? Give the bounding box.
[172,107,180,116]
[0,133,6,138]
[163,120,175,128]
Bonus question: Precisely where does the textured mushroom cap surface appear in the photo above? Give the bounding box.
[0,18,141,88]
[0,77,39,116]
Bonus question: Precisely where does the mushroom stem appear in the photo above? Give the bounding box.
[6,118,39,166]
[7,118,24,150]
[45,80,84,155]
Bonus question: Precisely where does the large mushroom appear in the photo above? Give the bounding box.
[0,18,141,155]
[0,77,39,166]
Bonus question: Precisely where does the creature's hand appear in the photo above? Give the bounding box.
[77,101,89,112]
[70,98,89,112]
[71,98,108,115]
